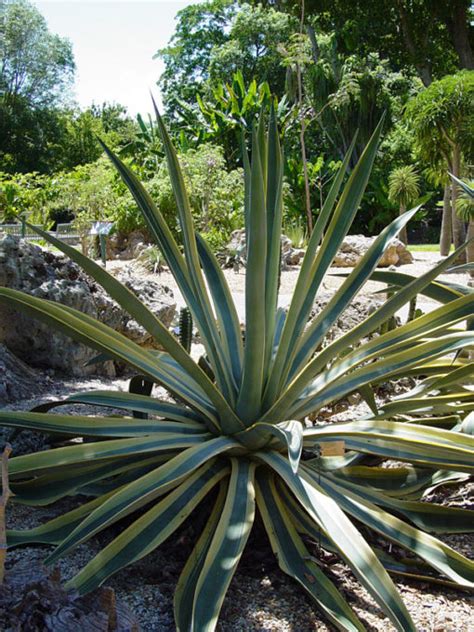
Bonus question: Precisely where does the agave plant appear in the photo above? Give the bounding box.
[1,108,474,632]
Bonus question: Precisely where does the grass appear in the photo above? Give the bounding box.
[408,244,449,253]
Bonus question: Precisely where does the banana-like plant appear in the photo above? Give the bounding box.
[1,108,474,632]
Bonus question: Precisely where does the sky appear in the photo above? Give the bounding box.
[34,1,202,116]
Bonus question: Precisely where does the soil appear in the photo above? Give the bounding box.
[2,251,474,631]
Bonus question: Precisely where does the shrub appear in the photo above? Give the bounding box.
[0,172,51,225]
[148,142,244,248]
[0,110,473,632]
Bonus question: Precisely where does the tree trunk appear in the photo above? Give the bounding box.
[444,0,474,70]
[298,0,313,235]
[440,182,452,256]
[451,144,466,255]
[300,117,313,235]
[467,220,474,284]
[396,0,432,86]
[398,202,408,244]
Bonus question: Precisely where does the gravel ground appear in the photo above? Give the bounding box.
[107,250,473,321]
[2,252,474,631]
[3,373,474,631]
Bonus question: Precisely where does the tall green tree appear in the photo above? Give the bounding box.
[305,31,417,165]
[208,3,294,94]
[0,0,75,172]
[406,71,474,253]
[0,0,75,107]
[273,0,472,86]
[156,0,237,118]
[156,1,294,115]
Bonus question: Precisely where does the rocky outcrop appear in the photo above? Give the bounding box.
[0,236,176,376]
[116,268,176,345]
[224,231,412,270]
[281,234,306,267]
[0,344,45,404]
[310,292,382,343]
[225,230,305,268]
[106,229,150,260]
[332,235,413,268]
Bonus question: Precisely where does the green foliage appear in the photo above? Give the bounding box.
[43,160,119,234]
[59,104,136,170]
[406,70,474,170]
[455,179,474,221]
[136,245,164,274]
[388,165,421,208]
[157,1,293,115]
[307,32,419,163]
[0,2,135,174]
[148,143,244,246]
[174,70,295,171]
[287,0,464,85]
[120,113,163,175]
[283,219,308,249]
[0,0,75,108]
[156,0,237,117]
[0,171,51,224]
[208,3,294,93]
[0,0,75,173]
[284,154,341,224]
[1,112,474,631]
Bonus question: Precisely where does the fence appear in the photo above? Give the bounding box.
[0,222,81,245]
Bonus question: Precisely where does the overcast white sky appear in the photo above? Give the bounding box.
[34,1,202,116]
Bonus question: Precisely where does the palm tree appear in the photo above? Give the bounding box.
[388,165,421,244]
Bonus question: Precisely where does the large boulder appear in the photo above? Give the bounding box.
[0,235,176,376]
[332,235,413,268]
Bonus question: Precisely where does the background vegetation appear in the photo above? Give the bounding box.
[1,0,473,253]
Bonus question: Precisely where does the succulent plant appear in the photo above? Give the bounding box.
[0,107,473,631]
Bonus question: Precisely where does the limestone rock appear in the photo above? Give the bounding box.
[225,229,305,268]
[106,229,150,260]
[116,268,176,346]
[332,235,413,268]
[0,236,176,376]
[309,292,382,345]
[0,344,44,404]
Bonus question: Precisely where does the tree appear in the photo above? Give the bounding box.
[59,104,136,169]
[156,1,294,115]
[0,0,74,107]
[388,165,420,244]
[280,20,314,233]
[305,30,417,165]
[0,0,75,172]
[406,71,474,253]
[275,0,472,86]
[155,0,237,118]
[208,3,294,95]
